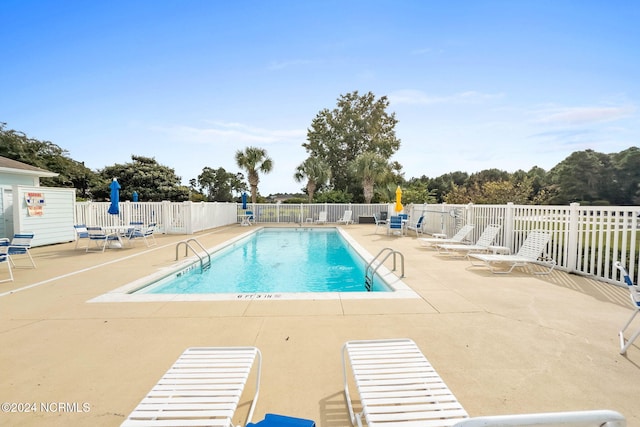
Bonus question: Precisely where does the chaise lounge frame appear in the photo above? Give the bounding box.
[121,346,261,427]
[342,339,625,427]
[436,224,501,258]
[467,231,555,275]
[417,224,475,249]
[342,338,469,427]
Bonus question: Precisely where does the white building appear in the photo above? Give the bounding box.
[0,156,76,246]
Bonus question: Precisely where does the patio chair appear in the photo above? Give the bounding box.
[4,233,36,268]
[342,339,469,427]
[436,224,501,257]
[387,215,403,236]
[406,215,425,236]
[373,213,387,234]
[127,222,157,247]
[0,242,13,283]
[73,224,90,250]
[316,211,328,224]
[417,224,475,248]
[86,226,122,252]
[614,262,640,355]
[121,346,262,427]
[239,211,253,226]
[337,210,353,225]
[342,339,626,427]
[468,231,555,275]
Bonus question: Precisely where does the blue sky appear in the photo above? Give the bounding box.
[2,1,638,196]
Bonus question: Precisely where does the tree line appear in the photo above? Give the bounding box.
[2,91,639,205]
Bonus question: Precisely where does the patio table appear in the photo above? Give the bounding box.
[101,226,133,248]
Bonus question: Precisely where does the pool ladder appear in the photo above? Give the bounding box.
[365,248,405,291]
[175,238,211,272]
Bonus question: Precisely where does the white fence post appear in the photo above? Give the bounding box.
[566,202,580,273]
[162,200,172,234]
[504,202,515,250]
[123,201,132,225]
[184,201,193,234]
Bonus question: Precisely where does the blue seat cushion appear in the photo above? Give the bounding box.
[247,413,315,427]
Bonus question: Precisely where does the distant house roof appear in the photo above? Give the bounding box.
[0,156,58,178]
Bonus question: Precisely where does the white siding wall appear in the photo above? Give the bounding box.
[12,185,76,247]
[0,173,39,186]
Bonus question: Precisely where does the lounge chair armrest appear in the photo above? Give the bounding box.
[452,409,626,426]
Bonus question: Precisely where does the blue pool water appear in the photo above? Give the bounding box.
[138,228,390,294]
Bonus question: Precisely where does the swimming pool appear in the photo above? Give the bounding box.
[91,227,420,301]
[140,227,389,294]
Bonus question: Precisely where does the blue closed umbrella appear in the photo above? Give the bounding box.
[132,191,139,202]
[108,178,121,215]
[241,192,247,210]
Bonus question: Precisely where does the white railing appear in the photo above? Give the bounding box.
[74,201,237,235]
[239,203,389,224]
[75,201,640,286]
[410,202,640,286]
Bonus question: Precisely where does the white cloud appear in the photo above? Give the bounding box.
[267,59,314,70]
[151,121,306,145]
[534,105,635,126]
[388,89,504,105]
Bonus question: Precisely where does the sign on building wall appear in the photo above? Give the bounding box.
[25,192,45,216]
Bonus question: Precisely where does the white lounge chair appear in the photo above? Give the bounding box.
[316,211,328,224]
[342,339,626,427]
[614,262,640,355]
[436,224,501,257]
[121,346,262,427]
[337,210,353,225]
[468,231,555,275]
[417,224,475,248]
[342,339,469,427]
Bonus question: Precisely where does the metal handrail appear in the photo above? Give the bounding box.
[175,238,211,271]
[365,247,405,291]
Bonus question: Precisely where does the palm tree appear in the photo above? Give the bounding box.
[351,152,390,203]
[294,157,331,202]
[235,146,274,204]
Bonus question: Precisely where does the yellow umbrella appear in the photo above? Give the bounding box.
[394,185,403,213]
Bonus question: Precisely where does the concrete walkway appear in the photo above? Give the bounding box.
[0,224,637,426]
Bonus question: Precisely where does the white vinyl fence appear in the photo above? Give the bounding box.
[75,201,640,286]
[410,202,640,286]
[75,201,237,235]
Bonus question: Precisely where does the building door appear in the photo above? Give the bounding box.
[1,188,14,238]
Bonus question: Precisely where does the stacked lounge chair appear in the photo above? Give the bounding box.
[417,224,475,248]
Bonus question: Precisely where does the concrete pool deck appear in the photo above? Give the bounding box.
[0,224,637,426]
